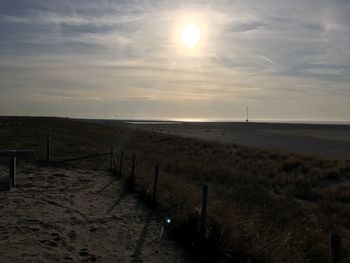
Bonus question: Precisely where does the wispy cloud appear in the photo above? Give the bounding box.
[0,0,349,120]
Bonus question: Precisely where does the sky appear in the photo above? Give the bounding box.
[0,0,350,121]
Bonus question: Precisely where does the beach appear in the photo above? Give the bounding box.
[1,117,350,262]
[109,121,350,159]
[0,164,190,262]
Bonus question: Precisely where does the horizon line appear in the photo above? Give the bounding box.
[1,115,350,125]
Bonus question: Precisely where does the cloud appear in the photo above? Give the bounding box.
[0,0,349,120]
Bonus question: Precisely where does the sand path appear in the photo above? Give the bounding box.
[0,166,191,262]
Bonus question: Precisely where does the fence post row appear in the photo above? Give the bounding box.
[46,132,51,166]
[30,136,350,263]
[152,166,159,205]
[330,233,342,263]
[39,135,346,261]
[200,184,208,238]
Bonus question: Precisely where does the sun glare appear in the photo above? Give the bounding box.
[181,24,201,48]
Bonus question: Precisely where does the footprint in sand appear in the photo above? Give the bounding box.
[79,248,97,262]
[89,225,97,233]
[51,232,61,242]
[63,255,73,262]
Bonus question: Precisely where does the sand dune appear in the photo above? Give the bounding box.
[0,165,190,262]
[2,117,350,261]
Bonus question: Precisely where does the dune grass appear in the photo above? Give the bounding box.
[1,116,350,262]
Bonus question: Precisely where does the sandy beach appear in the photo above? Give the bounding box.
[109,121,350,159]
[0,165,190,263]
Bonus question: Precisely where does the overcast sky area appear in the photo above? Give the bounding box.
[0,0,350,121]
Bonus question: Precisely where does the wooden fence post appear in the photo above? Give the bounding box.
[46,132,51,166]
[152,166,159,205]
[119,150,124,177]
[9,156,16,187]
[199,184,208,237]
[330,233,341,263]
[110,146,114,170]
[131,155,136,183]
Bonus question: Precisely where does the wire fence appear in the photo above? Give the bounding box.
[0,132,344,263]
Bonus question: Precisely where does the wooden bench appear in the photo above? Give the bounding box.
[0,150,35,189]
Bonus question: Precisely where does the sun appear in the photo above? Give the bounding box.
[181,24,201,48]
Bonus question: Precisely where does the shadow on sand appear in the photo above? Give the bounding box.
[93,177,118,194]
[106,190,129,214]
[130,212,153,263]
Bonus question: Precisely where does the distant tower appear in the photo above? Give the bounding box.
[246,107,249,122]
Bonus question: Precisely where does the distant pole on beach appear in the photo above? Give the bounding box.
[246,107,249,122]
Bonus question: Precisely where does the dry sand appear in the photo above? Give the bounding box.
[109,121,350,159]
[0,165,191,263]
